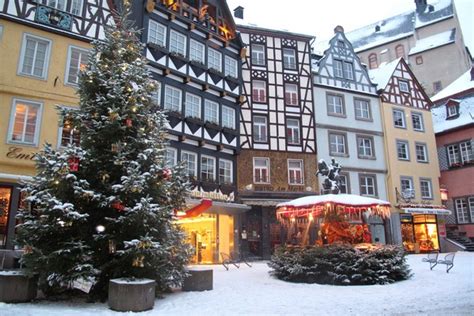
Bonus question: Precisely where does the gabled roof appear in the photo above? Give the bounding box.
[409,28,456,55]
[368,58,400,89]
[432,68,474,102]
[431,95,474,133]
[345,0,454,52]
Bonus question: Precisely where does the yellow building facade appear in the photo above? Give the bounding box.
[371,58,448,252]
[0,0,112,251]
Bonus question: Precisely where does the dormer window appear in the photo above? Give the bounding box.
[337,40,345,48]
[447,104,458,118]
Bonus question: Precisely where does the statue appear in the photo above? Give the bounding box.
[316,158,342,194]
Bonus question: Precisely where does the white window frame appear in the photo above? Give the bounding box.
[393,109,406,128]
[253,157,270,184]
[469,197,474,223]
[411,112,424,131]
[420,179,433,199]
[333,59,343,78]
[286,118,300,145]
[357,136,374,158]
[65,45,88,86]
[415,143,428,162]
[339,174,349,194]
[8,98,43,146]
[396,140,410,161]
[222,106,235,129]
[219,159,233,184]
[343,61,354,80]
[57,106,79,148]
[360,175,376,197]
[354,98,371,120]
[181,151,197,178]
[204,99,219,124]
[148,20,166,47]
[169,30,186,56]
[189,39,205,63]
[164,85,182,112]
[185,93,201,119]
[399,80,409,93]
[164,147,177,167]
[70,0,82,15]
[329,133,346,155]
[285,83,298,105]
[150,81,161,106]
[327,94,344,116]
[287,159,304,185]
[251,44,265,66]
[201,155,216,181]
[447,144,460,166]
[208,47,222,72]
[460,141,474,163]
[253,115,267,143]
[400,177,414,196]
[224,55,238,78]
[252,80,266,103]
[455,199,469,224]
[282,48,296,69]
[447,105,458,118]
[18,33,52,80]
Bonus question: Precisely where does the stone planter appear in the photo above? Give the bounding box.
[108,278,156,312]
[0,270,38,303]
[183,267,213,291]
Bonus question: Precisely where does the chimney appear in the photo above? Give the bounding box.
[233,6,244,19]
[414,0,427,13]
[471,65,474,81]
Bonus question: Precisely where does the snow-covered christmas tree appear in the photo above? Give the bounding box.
[16,4,191,299]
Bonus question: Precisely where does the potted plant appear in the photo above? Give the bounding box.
[219,182,235,196]
[201,179,219,192]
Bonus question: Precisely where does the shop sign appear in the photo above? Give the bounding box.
[438,223,446,237]
[5,147,37,161]
[190,189,234,202]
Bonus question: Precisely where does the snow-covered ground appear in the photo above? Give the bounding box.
[1,252,473,315]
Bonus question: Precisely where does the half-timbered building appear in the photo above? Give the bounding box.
[0,0,113,260]
[313,26,389,243]
[235,21,317,259]
[370,58,448,252]
[126,0,248,264]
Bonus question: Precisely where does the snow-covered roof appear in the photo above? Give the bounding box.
[409,28,455,55]
[431,68,474,101]
[345,0,453,52]
[277,194,390,209]
[368,58,400,89]
[431,95,474,133]
[235,17,313,39]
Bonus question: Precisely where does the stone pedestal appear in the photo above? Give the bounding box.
[0,271,38,303]
[183,268,213,291]
[108,278,155,312]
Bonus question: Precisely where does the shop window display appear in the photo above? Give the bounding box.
[0,187,12,247]
[401,214,439,252]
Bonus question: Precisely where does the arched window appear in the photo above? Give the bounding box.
[396,44,405,59]
[368,53,378,69]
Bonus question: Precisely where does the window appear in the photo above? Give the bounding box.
[164,148,177,166]
[393,109,406,128]
[284,84,298,105]
[447,144,460,166]
[59,112,79,147]
[397,140,410,160]
[338,173,349,194]
[252,80,266,103]
[395,44,405,58]
[329,133,347,155]
[357,136,374,158]
[224,56,238,78]
[368,53,378,69]
[337,40,345,48]
[360,175,376,196]
[70,0,82,15]
[185,93,201,118]
[201,155,215,181]
[164,85,182,112]
[189,39,205,63]
[18,34,51,79]
[447,141,474,166]
[286,118,300,145]
[334,59,343,78]
[343,62,354,80]
[181,151,197,177]
[470,198,474,223]
[208,48,222,72]
[65,46,88,85]
[8,99,42,146]
[327,94,345,116]
[222,106,235,129]
[150,81,161,106]
[411,112,424,131]
[288,159,304,185]
[0,25,3,41]
[253,115,267,143]
[251,44,265,65]
[354,98,371,120]
[169,30,186,56]
[401,177,414,197]
[282,48,296,69]
[415,143,428,162]
[433,81,442,93]
[460,141,474,163]
[447,104,458,117]
[420,179,433,199]
[254,157,270,183]
[219,159,233,184]
[399,80,409,93]
[455,199,469,223]
[148,20,166,47]
[36,0,82,14]
[204,99,219,123]
[416,56,423,65]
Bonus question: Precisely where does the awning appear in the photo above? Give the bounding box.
[401,208,452,215]
[181,198,250,217]
[177,199,213,219]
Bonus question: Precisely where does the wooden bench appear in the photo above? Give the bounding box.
[437,252,455,273]
[422,252,439,270]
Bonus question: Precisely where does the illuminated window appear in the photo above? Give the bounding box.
[201,155,216,181]
[251,44,265,66]
[164,85,182,111]
[65,46,88,85]
[286,118,300,145]
[208,48,222,72]
[222,106,235,129]
[8,99,42,146]
[148,20,166,47]
[18,33,51,79]
[59,111,80,147]
[395,44,405,58]
[282,48,296,69]
[169,30,186,56]
[288,159,303,185]
[284,84,298,105]
[397,140,410,160]
[181,151,197,177]
[254,157,270,183]
[219,159,233,184]
[204,99,219,123]
[252,80,266,103]
[253,115,267,143]
[368,53,378,69]
[185,93,201,118]
[189,39,205,63]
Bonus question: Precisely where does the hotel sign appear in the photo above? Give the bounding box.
[5,147,37,161]
[190,189,234,202]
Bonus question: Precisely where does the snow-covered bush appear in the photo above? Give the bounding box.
[268,244,411,285]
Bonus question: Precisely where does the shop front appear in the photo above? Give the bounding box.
[0,181,22,250]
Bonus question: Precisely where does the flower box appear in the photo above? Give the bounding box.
[222,127,238,142]
[169,52,189,69]
[147,42,168,60]
[224,75,240,90]
[108,278,156,312]
[185,116,204,133]
[204,121,221,138]
[189,60,206,76]
[208,68,224,84]
[165,110,183,128]
[0,271,38,303]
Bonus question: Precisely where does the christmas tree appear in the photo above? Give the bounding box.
[16,4,191,299]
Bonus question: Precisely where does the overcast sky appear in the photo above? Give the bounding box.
[226,0,473,53]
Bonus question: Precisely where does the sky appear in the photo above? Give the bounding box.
[226,0,473,53]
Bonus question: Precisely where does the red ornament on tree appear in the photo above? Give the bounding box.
[111,201,125,211]
[162,168,172,180]
[125,118,132,127]
[68,157,80,172]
